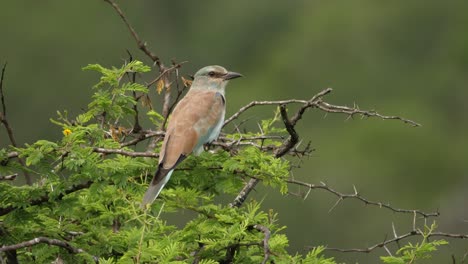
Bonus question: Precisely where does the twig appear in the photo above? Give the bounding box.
[103,0,160,65]
[125,50,143,133]
[224,99,311,127]
[120,130,165,147]
[0,62,7,115]
[0,237,98,262]
[0,62,33,185]
[287,179,438,218]
[320,230,468,254]
[316,101,421,127]
[146,62,186,88]
[93,147,159,158]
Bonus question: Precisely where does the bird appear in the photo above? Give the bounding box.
[141,65,242,208]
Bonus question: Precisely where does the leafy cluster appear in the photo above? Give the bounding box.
[0,61,448,263]
[381,223,448,264]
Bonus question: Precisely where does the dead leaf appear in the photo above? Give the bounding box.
[156,79,165,94]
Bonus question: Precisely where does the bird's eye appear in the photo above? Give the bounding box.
[208,71,215,77]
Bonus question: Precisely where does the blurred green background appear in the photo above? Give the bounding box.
[1,1,467,263]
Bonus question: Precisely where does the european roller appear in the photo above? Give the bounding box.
[142,65,242,207]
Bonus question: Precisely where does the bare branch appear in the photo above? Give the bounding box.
[125,50,143,133]
[320,230,468,254]
[146,62,186,88]
[0,237,97,262]
[103,0,160,64]
[287,179,439,218]
[229,88,420,208]
[93,147,159,158]
[0,62,7,115]
[224,88,420,127]
[316,101,421,127]
[120,130,165,147]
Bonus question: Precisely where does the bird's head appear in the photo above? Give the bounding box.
[192,65,242,92]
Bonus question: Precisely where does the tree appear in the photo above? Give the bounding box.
[1,1,466,263]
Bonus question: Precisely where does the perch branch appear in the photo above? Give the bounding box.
[93,147,159,158]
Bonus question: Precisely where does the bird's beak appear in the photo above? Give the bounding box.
[223,71,243,80]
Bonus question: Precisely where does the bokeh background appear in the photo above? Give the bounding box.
[1,1,467,263]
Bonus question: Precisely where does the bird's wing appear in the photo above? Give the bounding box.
[141,89,225,207]
[159,89,225,170]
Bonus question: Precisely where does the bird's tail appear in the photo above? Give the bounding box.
[141,168,173,209]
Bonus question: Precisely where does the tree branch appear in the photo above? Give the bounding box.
[316,101,421,127]
[319,230,468,254]
[286,179,439,218]
[0,237,98,262]
[224,88,420,127]
[252,224,272,264]
[93,147,159,158]
[103,0,160,65]
[229,88,421,208]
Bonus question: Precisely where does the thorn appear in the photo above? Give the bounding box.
[303,187,312,201]
[383,245,392,256]
[392,222,398,238]
[328,197,343,213]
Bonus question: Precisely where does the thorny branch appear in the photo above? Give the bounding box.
[229,88,420,209]
[317,229,468,254]
[0,237,98,263]
[224,88,420,127]
[287,179,439,218]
